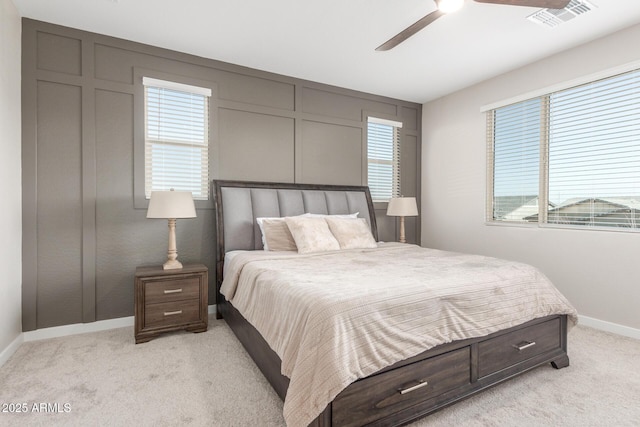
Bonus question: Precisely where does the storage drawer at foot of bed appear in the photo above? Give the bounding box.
[477,317,561,378]
[332,347,471,427]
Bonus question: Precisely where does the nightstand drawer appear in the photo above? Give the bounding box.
[144,277,200,304]
[144,299,201,329]
[478,317,561,378]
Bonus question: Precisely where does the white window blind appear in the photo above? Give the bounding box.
[487,98,542,222]
[487,68,640,230]
[143,77,211,200]
[547,71,640,228]
[367,117,402,202]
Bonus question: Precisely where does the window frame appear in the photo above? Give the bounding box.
[485,66,640,233]
[133,68,218,210]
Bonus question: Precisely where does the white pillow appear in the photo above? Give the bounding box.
[284,217,340,254]
[325,217,377,250]
[256,218,297,251]
[256,215,304,251]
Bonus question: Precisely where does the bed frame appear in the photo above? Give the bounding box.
[213,180,569,427]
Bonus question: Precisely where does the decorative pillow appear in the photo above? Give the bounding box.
[284,217,340,254]
[257,217,298,251]
[325,217,378,250]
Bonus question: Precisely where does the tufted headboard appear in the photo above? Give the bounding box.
[212,180,378,305]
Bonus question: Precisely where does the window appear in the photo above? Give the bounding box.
[487,68,640,230]
[143,77,211,200]
[367,117,402,202]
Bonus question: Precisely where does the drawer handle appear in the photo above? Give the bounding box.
[512,341,536,351]
[164,288,183,294]
[164,310,183,316]
[398,380,429,395]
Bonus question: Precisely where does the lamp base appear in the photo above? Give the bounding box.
[398,216,407,244]
[163,259,183,270]
[163,218,183,270]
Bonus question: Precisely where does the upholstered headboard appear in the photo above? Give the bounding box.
[212,180,378,305]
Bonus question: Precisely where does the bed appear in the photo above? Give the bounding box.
[213,180,577,427]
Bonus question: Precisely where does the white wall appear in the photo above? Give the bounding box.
[0,0,23,359]
[422,23,640,331]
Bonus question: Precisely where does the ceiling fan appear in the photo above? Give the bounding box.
[376,0,572,51]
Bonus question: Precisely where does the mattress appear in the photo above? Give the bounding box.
[221,243,578,427]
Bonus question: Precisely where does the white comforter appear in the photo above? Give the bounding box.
[221,243,578,427]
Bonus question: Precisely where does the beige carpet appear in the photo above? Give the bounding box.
[0,317,638,427]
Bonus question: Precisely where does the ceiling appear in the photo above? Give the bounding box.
[12,0,640,103]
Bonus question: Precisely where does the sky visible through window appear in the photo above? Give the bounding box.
[493,98,540,200]
[146,87,207,145]
[548,72,640,206]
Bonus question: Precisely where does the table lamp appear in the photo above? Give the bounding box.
[147,189,197,269]
[386,197,418,243]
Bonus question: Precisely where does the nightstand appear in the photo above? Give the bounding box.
[134,264,208,344]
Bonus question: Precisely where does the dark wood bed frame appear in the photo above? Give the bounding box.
[213,180,569,427]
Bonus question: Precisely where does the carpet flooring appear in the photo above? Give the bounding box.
[0,316,638,427]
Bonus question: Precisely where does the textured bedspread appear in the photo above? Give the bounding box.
[220,243,578,427]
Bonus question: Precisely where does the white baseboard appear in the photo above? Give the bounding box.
[2,307,634,370]
[0,333,24,368]
[22,305,217,342]
[23,316,135,342]
[578,315,640,340]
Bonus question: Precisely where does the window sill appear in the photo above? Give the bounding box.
[486,220,640,234]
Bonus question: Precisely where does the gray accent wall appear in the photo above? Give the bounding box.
[21,19,422,330]
[1,0,22,357]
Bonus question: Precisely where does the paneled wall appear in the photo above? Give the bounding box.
[22,19,421,330]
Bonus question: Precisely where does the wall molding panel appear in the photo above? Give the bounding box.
[21,19,421,331]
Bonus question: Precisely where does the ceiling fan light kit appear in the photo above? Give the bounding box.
[437,0,465,14]
[376,0,572,51]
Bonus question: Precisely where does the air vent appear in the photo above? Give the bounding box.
[527,0,596,28]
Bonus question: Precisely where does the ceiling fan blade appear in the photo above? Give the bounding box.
[474,0,571,8]
[376,10,445,51]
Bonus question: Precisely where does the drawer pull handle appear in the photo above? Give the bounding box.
[164,310,183,316]
[398,380,429,395]
[164,288,183,294]
[512,341,536,351]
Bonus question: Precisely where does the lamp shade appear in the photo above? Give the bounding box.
[386,197,418,217]
[147,190,196,219]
